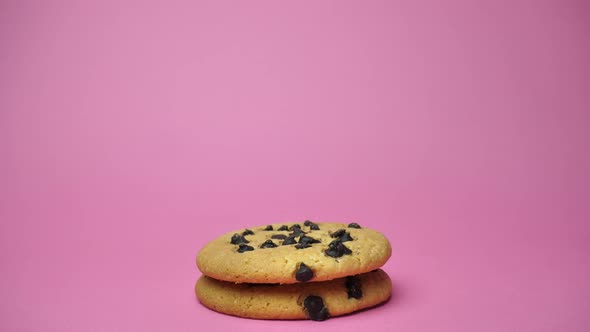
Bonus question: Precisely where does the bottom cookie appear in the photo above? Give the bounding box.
[195,269,392,321]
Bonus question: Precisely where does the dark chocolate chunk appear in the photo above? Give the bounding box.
[277,225,289,231]
[242,229,254,236]
[295,242,311,249]
[339,232,353,242]
[260,240,278,249]
[282,236,297,245]
[345,276,363,299]
[325,239,352,258]
[348,223,362,229]
[271,234,287,240]
[289,224,302,231]
[304,220,320,230]
[330,229,353,242]
[295,262,314,282]
[330,239,353,253]
[331,229,346,238]
[289,228,306,237]
[298,235,321,245]
[303,295,330,321]
[230,233,249,245]
[237,244,254,253]
[263,225,273,231]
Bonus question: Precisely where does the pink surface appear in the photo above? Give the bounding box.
[1,0,590,331]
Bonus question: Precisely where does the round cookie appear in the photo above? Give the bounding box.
[196,221,392,284]
[195,269,392,321]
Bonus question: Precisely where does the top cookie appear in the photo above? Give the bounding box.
[196,221,391,284]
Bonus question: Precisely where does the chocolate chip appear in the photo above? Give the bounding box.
[339,232,353,242]
[230,233,249,245]
[331,229,346,238]
[282,236,297,245]
[325,239,352,258]
[289,228,306,237]
[295,262,314,282]
[237,244,254,253]
[277,225,289,231]
[289,224,302,231]
[295,243,311,249]
[345,276,363,299]
[263,225,273,231]
[298,235,321,245]
[348,223,362,229]
[330,229,353,242]
[260,239,278,248]
[271,234,287,240]
[303,295,329,321]
[304,220,320,230]
[242,229,254,236]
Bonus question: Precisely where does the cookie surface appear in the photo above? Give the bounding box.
[195,269,392,320]
[196,222,392,284]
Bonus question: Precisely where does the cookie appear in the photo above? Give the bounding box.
[196,222,392,284]
[195,269,392,320]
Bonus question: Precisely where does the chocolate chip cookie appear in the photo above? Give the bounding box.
[196,222,392,284]
[195,269,392,320]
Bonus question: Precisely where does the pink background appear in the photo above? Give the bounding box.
[1,0,589,331]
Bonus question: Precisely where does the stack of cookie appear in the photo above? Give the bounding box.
[195,221,392,321]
